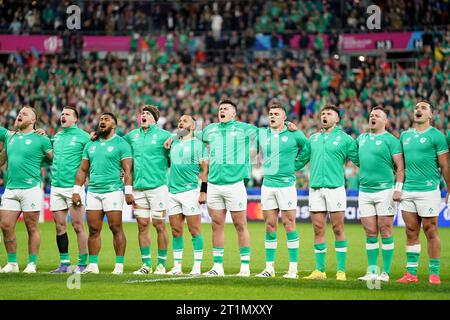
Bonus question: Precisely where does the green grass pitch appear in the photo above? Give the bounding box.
[0,221,449,300]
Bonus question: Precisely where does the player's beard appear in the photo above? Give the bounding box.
[177,128,190,138]
[96,126,113,139]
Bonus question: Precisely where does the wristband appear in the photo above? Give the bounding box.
[395,182,403,192]
[200,182,207,193]
[73,185,82,194]
[125,185,133,195]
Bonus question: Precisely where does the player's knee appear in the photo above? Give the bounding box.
[423,223,438,240]
[72,222,84,234]
[88,225,101,236]
[172,227,183,238]
[379,226,392,238]
[332,224,344,237]
[108,223,122,234]
[56,222,67,234]
[153,220,166,233]
[234,222,248,234]
[266,222,277,233]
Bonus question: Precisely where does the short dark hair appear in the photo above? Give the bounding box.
[416,100,433,111]
[371,106,387,116]
[268,102,287,113]
[142,105,160,122]
[320,105,340,119]
[218,99,237,110]
[63,106,79,119]
[101,112,118,124]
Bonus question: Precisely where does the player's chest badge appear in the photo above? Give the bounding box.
[420,137,427,143]
[108,146,114,152]
[281,136,288,142]
[376,140,382,146]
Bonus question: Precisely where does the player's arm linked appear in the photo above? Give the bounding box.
[72,159,90,207]
[122,158,135,205]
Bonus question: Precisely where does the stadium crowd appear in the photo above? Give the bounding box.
[1,0,448,35]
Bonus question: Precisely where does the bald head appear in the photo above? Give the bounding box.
[15,106,37,131]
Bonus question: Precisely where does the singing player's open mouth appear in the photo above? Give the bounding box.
[220,114,226,119]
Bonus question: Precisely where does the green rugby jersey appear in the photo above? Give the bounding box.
[82,134,132,194]
[51,125,91,188]
[400,127,448,192]
[295,126,358,188]
[124,125,172,189]
[168,138,208,194]
[0,126,8,142]
[5,131,53,189]
[200,120,258,185]
[356,131,402,193]
[259,126,307,187]
[447,130,450,148]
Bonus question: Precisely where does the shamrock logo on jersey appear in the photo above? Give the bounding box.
[90,146,96,153]
[159,202,163,208]
[429,208,434,214]
[107,146,114,152]
[113,201,117,208]
[281,136,288,142]
[420,138,427,143]
[25,139,32,145]
[190,207,195,212]
[239,202,243,208]
[337,202,342,208]
[31,203,36,209]
[288,201,292,207]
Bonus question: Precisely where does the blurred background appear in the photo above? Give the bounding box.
[0,0,448,193]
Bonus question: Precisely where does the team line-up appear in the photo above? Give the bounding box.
[0,99,449,284]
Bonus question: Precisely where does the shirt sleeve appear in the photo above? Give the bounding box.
[295,138,311,171]
[82,143,91,161]
[295,130,308,149]
[0,126,8,142]
[346,136,359,165]
[434,130,449,155]
[447,131,450,149]
[121,140,133,160]
[41,136,53,154]
[389,135,403,156]
[123,132,131,145]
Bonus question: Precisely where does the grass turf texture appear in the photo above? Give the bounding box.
[0,222,449,300]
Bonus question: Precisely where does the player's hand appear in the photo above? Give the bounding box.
[125,194,135,206]
[164,137,173,149]
[198,192,206,204]
[35,128,47,136]
[72,193,82,207]
[287,122,297,131]
[392,191,402,202]
[90,131,97,141]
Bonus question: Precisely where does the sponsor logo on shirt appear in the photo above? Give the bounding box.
[376,140,382,146]
[108,146,114,152]
[333,141,339,145]
[90,146,96,153]
[404,137,411,144]
[25,139,32,145]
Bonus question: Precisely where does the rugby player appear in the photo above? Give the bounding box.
[72,112,133,274]
[0,106,53,273]
[123,105,172,275]
[397,101,450,284]
[296,106,358,281]
[166,115,208,276]
[355,106,404,283]
[49,107,90,274]
[255,103,307,279]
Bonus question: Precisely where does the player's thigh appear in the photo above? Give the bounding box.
[414,190,441,218]
[208,207,227,226]
[180,189,202,216]
[0,209,21,230]
[169,213,185,231]
[101,191,123,212]
[261,185,278,211]
[360,216,378,236]
[263,209,279,230]
[275,186,297,211]
[86,210,105,232]
[401,209,421,234]
[280,209,296,226]
[105,210,124,230]
[0,188,21,213]
[206,183,226,211]
[358,191,377,218]
[52,209,69,227]
[23,211,40,231]
[148,186,169,221]
[323,186,346,212]
[309,188,326,212]
[224,181,247,211]
[230,210,248,230]
[374,189,396,216]
[310,211,327,232]
[186,214,202,235]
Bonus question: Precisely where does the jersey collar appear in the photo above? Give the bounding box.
[219,119,236,127]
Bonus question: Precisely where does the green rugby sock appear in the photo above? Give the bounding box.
[213,247,224,264]
[140,246,151,267]
[89,255,99,264]
[429,258,440,276]
[335,240,347,272]
[60,253,70,266]
[7,252,17,263]
[265,232,277,264]
[406,244,420,276]
[78,253,88,267]
[115,256,124,264]
[29,255,38,264]
[314,243,327,272]
[366,237,379,274]
[173,236,184,264]
[287,231,299,263]
[157,249,167,266]
[192,234,204,263]
[381,236,394,274]
[239,246,250,265]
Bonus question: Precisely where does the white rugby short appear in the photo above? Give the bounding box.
[0,186,43,212]
[309,186,346,212]
[207,181,247,211]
